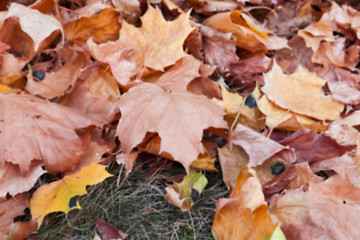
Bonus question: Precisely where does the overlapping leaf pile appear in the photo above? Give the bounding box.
[0,0,360,239]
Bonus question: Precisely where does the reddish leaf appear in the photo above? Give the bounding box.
[95,217,128,240]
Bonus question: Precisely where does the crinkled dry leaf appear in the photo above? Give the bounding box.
[0,92,101,174]
[30,162,112,227]
[262,62,344,121]
[119,4,193,71]
[298,22,335,51]
[116,83,226,173]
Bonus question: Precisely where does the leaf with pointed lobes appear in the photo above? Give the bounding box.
[119,4,194,71]
[116,83,227,174]
[212,167,277,240]
[166,169,208,211]
[0,92,102,175]
[262,62,344,121]
[30,162,112,228]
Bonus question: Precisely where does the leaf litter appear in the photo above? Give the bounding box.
[0,0,360,239]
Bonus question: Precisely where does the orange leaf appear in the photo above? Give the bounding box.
[212,167,277,240]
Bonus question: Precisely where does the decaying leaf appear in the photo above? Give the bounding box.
[116,83,226,173]
[95,217,128,240]
[30,162,112,227]
[166,169,208,210]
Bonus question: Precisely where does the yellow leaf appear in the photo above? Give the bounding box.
[30,162,112,228]
[262,62,344,121]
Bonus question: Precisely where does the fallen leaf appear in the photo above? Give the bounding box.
[0,193,30,237]
[0,162,45,197]
[262,62,344,121]
[186,0,237,13]
[298,22,335,51]
[204,11,288,52]
[0,92,101,174]
[166,169,208,210]
[257,95,328,132]
[95,217,128,240]
[116,83,226,173]
[119,4,193,71]
[64,7,121,44]
[280,129,355,163]
[30,162,112,227]
[87,38,138,86]
[212,167,277,240]
[281,171,360,239]
[26,48,87,99]
[4,3,63,52]
[231,124,296,167]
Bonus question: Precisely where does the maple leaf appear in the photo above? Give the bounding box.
[262,62,344,121]
[212,167,278,240]
[166,169,208,211]
[119,4,194,71]
[3,3,63,53]
[116,83,227,173]
[0,162,45,197]
[0,92,102,175]
[30,162,112,227]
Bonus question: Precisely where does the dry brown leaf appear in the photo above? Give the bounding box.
[204,11,287,52]
[0,193,31,237]
[116,83,226,173]
[262,62,344,121]
[26,48,87,99]
[257,95,328,132]
[87,38,138,86]
[231,124,296,167]
[298,22,335,51]
[0,92,101,174]
[0,162,44,197]
[119,4,193,71]
[212,167,277,240]
[148,55,201,92]
[5,3,62,52]
[64,7,120,44]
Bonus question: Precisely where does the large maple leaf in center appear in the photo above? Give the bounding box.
[116,83,227,172]
[119,4,193,71]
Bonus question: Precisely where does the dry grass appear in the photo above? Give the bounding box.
[35,161,228,239]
